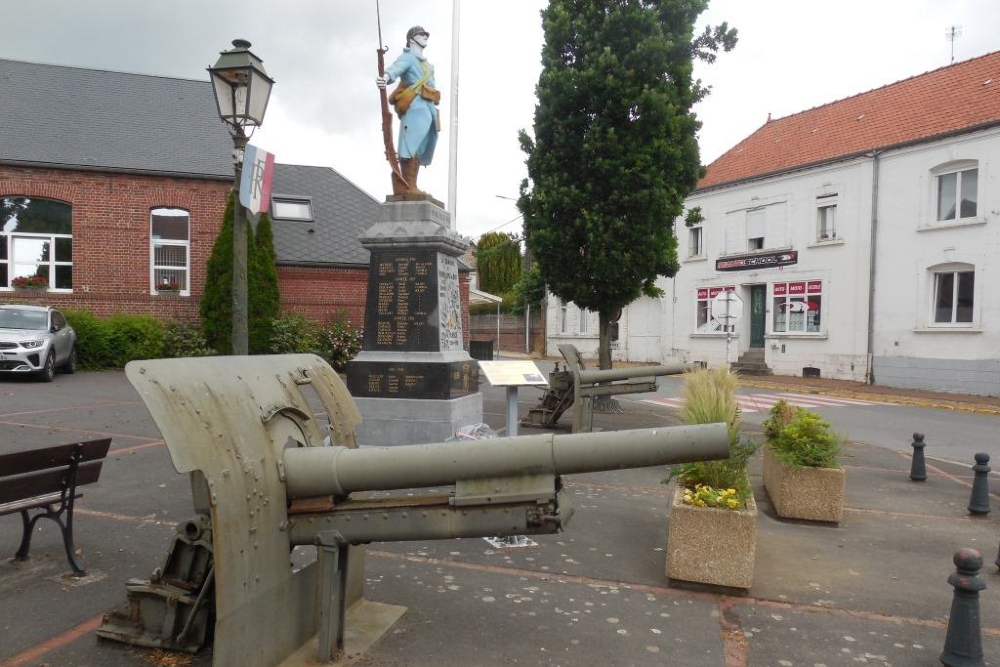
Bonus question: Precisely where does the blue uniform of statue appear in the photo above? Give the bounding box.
[385,47,439,165]
[377,26,440,195]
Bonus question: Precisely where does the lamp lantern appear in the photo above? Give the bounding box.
[208,39,273,132]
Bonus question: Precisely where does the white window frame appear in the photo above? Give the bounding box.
[816,193,838,241]
[933,161,978,223]
[772,281,823,334]
[688,226,703,257]
[578,306,589,334]
[695,286,735,333]
[1,197,73,291]
[747,208,765,251]
[559,300,570,333]
[150,207,190,295]
[929,263,976,326]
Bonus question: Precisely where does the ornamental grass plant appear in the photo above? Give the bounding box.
[664,365,759,507]
[761,400,842,468]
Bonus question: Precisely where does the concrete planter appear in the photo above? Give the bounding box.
[665,483,757,590]
[762,446,844,524]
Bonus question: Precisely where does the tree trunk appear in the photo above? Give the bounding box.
[593,310,622,413]
[598,310,612,370]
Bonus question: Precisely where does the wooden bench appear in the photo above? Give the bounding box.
[0,438,112,575]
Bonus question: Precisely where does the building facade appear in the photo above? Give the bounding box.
[545,51,1000,395]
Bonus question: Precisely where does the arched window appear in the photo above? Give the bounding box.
[150,207,190,294]
[0,197,73,290]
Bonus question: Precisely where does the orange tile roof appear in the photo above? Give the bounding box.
[698,51,1000,190]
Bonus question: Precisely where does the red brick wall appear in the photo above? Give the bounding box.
[0,165,228,320]
[2,166,474,347]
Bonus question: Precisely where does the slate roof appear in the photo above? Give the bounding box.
[0,58,232,178]
[699,50,1000,191]
[269,164,380,267]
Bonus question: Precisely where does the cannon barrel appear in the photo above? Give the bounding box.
[283,423,728,498]
[576,363,693,385]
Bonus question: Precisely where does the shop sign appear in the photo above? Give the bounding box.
[715,250,798,272]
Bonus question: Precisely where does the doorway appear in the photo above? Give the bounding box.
[750,284,766,348]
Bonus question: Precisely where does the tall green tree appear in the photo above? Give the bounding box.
[201,193,283,355]
[249,211,281,354]
[475,231,522,297]
[518,0,736,369]
[200,193,237,354]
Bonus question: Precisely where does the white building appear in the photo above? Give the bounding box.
[546,51,1000,396]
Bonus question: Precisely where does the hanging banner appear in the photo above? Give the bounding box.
[239,144,275,215]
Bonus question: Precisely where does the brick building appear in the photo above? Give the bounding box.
[0,58,470,340]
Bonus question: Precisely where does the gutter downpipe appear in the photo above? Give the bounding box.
[865,150,882,385]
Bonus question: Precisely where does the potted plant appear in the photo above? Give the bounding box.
[11,275,48,290]
[664,366,760,590]
[156,278,182,293]
[761,400,845,524]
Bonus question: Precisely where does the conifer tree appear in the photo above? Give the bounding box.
[518,0,736,368]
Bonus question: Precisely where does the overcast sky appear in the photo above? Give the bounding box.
[2,1,997,243]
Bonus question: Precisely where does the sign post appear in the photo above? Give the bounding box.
[711,290,744,368]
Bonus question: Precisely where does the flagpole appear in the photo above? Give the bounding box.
[447,0,460,229]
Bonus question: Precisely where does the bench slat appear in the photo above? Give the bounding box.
[0,461,104,507]
[0,438,112,477]
[0,491,82,516]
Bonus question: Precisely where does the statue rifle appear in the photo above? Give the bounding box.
[376,2,408,189]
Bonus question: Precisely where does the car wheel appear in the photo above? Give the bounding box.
[62,346,78,374]
[39,352,56,382]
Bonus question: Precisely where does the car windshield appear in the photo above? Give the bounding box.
[0,309,48,330]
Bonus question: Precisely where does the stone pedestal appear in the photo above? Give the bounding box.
[347,198,481,445]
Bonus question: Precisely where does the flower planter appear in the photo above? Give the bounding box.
[665,483,757,590]
[762,446,844,524]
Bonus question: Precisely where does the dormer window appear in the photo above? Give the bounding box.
[271,197,313,221]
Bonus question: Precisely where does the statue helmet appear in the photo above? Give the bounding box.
[406,26,429,44]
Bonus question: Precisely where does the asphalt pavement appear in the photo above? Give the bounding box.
[1,365,999,667]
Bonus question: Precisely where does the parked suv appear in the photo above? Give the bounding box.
[0,305,77,381]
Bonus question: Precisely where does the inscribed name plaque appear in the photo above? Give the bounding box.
[348,360,478,400]
[363,250,462,353]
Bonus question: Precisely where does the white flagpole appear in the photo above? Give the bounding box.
[447,0,460,230]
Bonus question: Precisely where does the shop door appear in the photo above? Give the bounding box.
[750,285,766,348]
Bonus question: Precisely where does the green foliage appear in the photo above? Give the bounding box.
[249,212,281,354]
[162,321,217,358]
[317,312,364,373]
[104,315,165,366]
[684,206,705,227]
[268,313,321,355]
[518,0,737,365]
[664,366,758,505]
[266,311,364,373]
[63,309,110,370]
[509,265,547,314]
[63,309,163,368]
[476,232,522,296]
[762,401,842,468]
[201,192,236,354]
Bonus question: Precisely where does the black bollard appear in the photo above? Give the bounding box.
[910,433,927,481]
[940,548,986,667]
[967,453,990,515]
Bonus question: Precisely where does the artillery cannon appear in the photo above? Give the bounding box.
[524,344,698,432]
[98,354,727,667]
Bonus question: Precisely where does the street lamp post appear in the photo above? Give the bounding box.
[208,39,274,355]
